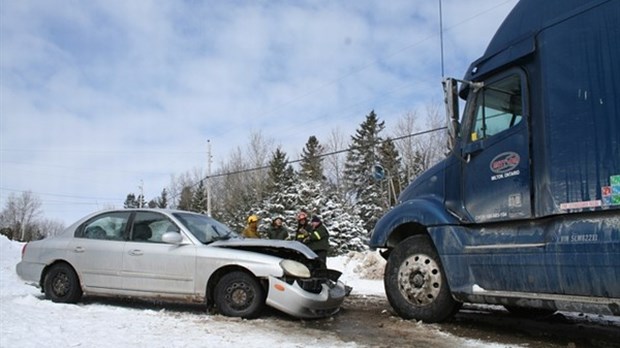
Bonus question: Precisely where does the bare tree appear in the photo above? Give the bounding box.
[393,110,425,181]
[36,218,66,239]
[246,130,273,204]
[393,103,447,183]
[168,168,203,208]
[422,103,448,167]
[0,191,43,241]
[324,127,348,193]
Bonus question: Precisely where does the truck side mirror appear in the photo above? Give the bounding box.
[442,78,460,151]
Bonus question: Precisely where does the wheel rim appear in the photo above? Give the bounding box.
[397,253,442,306]
[225,281,254,310]
[51,271,70,297]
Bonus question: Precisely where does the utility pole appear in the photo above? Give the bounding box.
[439,0,445,78]
[206,139,212,216]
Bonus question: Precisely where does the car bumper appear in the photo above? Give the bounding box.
[16,260,45,287]
[265,276,347,319]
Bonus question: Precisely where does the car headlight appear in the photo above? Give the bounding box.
[280,259,311,278]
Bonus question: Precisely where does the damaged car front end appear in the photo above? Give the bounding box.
[210,238,349,319]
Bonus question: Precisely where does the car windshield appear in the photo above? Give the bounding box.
[172,212,238,244]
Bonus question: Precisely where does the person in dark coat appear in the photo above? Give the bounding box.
[267,216,289,240]
[305,215,330,264]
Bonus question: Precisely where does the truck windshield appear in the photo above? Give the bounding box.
[467,74,523,142]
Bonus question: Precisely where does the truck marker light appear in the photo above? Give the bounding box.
[274,284,286,291]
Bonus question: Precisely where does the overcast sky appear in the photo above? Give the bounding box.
[1,0,518,225]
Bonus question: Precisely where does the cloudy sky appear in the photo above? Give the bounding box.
[1,0,518,225]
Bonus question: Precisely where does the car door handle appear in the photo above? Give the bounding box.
[128,249,143,256]
[73,246,85,253]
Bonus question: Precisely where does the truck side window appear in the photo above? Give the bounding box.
[469,74,522,142]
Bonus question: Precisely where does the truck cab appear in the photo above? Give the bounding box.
[370,0,619,322]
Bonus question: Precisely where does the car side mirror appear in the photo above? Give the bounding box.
[162,232,183,245]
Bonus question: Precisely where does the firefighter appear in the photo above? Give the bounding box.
[242,214,261,238]
[295,212,329,264]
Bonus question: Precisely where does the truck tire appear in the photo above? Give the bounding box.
[384,235,461,323]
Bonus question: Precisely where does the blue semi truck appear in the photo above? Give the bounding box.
[369,0,619,322]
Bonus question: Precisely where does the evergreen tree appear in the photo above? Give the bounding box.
[378,137,403,207]
[319,192,368,254]
[190,180,207,213]
[177,186,193,211]
[300,136,324,181]
[124,193,138,208]
[344,110,386,232]
[136,194,147,208]
[156,188,169,208]
[263,148,297,218]
[295,136,327,215]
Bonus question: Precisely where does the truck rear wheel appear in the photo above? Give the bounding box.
[384,235,461,323]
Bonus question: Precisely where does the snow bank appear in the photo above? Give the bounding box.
[328,250,386,297]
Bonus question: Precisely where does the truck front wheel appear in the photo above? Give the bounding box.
[384,235,461,323]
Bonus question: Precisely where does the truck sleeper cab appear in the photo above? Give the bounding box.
[370,0,620,323]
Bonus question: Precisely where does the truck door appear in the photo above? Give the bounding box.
[461,71,532,223]
[457,71,551,293]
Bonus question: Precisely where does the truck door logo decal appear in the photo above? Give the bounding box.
[490,152,520,173]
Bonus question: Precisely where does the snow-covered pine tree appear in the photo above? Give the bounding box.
[300,136,324,182]
[261,148,299,232]
[296,136,326,215]
[190,180,207,213]
[156,188,169,208]
[123,193,138,208]
[319,191,368,255]
[176,186,193,211]
[344,110,386,232]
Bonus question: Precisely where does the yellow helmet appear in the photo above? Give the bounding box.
[248,215,259,223]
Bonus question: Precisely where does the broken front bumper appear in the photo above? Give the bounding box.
[265,276,348,319]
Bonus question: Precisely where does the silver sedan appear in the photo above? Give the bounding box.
[16,209,347,319]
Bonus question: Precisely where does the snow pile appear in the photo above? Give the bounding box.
[350,251,386,280]
[328,251,386,296]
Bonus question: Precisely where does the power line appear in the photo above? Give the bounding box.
[169,126,446,201]
[0,187,118,201]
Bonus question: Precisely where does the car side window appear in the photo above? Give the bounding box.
[131,211,179,243]
[468,74,523,142]
[80,212,130,240]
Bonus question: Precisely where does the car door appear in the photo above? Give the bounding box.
[66,211,130,290]
[121,211,196,296]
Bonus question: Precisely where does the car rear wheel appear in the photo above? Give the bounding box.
[43,263,82,303]
[214,271,265,319]
[384,235,461,323]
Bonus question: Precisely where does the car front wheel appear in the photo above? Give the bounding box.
[384,235,461,323]
[214,271,265,319]
[43,263,82,303]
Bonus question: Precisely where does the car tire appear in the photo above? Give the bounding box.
[214,271,265,319]
[504,305,556,318]
[384,235,461,323]
[43,263,83,303]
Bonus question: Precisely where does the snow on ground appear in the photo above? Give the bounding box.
[1,236,513,347]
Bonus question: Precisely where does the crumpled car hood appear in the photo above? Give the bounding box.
[210,238,318,261]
